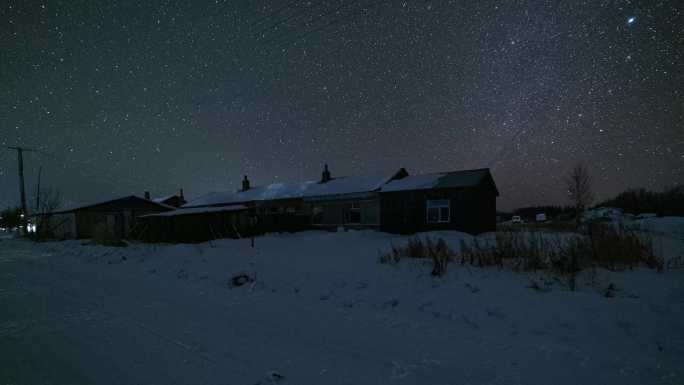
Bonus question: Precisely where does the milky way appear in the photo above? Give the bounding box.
[1,0,682,210]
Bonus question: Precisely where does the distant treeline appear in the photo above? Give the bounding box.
[507,186,684,219]
[597,186,684,216]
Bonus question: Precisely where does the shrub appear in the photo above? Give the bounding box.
[587,222,658,271]
[459,238,500,267]
[428,237,451,277]
[378,243,402,265]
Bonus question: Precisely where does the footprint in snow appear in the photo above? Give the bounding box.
[465,283,480,293]
[485,307,506,320]
[381,299,399,309]
[254,371,284,384]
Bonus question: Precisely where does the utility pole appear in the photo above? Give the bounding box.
[35,166,42,213]
[6,146,34,234]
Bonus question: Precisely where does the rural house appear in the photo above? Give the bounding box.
[138,166,498,243]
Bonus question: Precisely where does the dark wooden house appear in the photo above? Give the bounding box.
[48,195,174,239]
[379,169,499,234]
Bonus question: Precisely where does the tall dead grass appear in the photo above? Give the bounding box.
[379,236,453,277]
[381,223,662,285]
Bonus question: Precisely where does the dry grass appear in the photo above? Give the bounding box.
[381,223,661,284]
[379,236,454,277]
[458,225,661,289]
[587,222,662,271]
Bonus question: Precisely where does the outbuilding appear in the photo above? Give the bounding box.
[46,195,173,239]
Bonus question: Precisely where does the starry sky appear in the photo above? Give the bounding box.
[1,0,682,211]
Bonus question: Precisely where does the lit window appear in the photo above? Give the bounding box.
[426,199,450,223]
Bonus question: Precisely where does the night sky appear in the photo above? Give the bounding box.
[1,0,682,211]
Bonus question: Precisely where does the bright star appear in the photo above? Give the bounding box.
[627,16,636,25]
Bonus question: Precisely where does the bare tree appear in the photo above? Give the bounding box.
[35,187,62,214]
[565,163,594,225]
[33,187,63,240]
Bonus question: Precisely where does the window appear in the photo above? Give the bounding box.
[426,199,450,223]
[346,202,361,224]
[312,206,324,225]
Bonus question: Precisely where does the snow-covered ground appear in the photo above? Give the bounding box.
[1,218,683,384]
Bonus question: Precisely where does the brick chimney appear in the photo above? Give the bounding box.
[144,191,151,200]
[241,175,250,191]
[321,164,331,183]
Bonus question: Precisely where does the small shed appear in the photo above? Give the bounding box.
[47,195,173,239]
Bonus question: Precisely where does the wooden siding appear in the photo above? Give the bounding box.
[311,199,380,227]
[139,210,251,243]
[68,197,171,239]
[379,186,496,234]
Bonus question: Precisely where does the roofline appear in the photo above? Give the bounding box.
[183,167,497,207]
[183,168,408,208]
[51,195,175,214]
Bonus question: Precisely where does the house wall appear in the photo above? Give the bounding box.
[70,199,171,239]
[254,199,311,233]
[379,187,496,234]
[310,198,380,228]
[47,213,77,239]
[138,210,252,243]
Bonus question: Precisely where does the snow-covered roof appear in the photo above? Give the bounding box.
[53,195,175,214]
[183,168,496,208]
[304,173,396,198]
[153,195,175,203]
[381,168,495,193]
[141,204,247,218]
[183,182,316,208]
[183,171,403,208]
[380,173,446,192]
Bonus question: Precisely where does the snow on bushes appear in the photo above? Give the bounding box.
[381,223,662,289]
